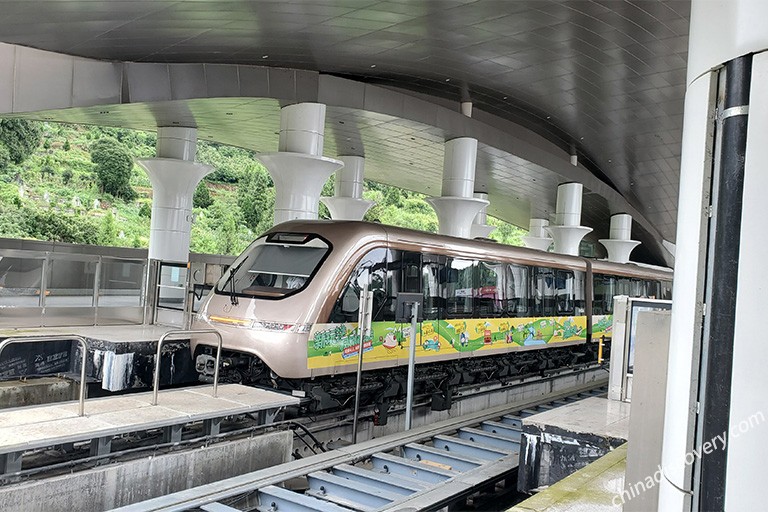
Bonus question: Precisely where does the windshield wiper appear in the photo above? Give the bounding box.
[223,258,248,306]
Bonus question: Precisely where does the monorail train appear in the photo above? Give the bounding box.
[192,220,672,416]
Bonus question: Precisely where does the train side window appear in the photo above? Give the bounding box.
[534,267,556,316]
[422,254,445,321]
[592,275,616,315]
[476,261,505,317]
[630,279,646,297]
[445,258,475,319]
[402,251,422,293]
[661,280,673,300]
[504,263,530,317]
[645,280,661,299]
[573,270,586,315]
[329,248,387,323]
[616,277,631,297]
[555,270,575,315]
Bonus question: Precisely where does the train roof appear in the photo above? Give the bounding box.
[265,220,673,282]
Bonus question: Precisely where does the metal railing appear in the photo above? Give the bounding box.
[151,329,222,406]
[0,335,88,416]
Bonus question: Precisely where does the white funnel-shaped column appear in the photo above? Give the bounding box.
[427,137,488,238]
[320,155,374,220]
[138,127,213,262]
[599,213,641,263]
[257,103,343,225]
[523,218,553,251]
[545,182,592,256]
[470,192,496,239]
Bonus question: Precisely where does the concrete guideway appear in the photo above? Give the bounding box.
[113,380,608,512]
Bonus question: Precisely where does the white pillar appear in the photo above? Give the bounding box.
[545,183,592,256]
[522,218,553,251]
[137,127,213,262]
[426,137,488,238]
[658,2,768,510]
[320,155,374,220]
[256,103,343,225]
[598,213,641,263]
[470,192,496,239]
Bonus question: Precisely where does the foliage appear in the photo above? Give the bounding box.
[90,137,137,200]
[0,122,528,255]
[0,143,10,171]
[237,165,273,234]
[193,182,213,209]
[0,119,43,164]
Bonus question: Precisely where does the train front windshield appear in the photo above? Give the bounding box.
[216,232,330,299]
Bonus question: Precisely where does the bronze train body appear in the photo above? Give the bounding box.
[192,220,672,387]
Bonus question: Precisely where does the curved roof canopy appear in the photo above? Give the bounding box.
[0,0,690,265]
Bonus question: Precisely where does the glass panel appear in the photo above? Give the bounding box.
[445,258,474,319]
[99,259,144,307]
[555,270,575,315]
[330,248,388,323]
[534,267,556,316]
[593,275,616,314]
[46,258,96,306]
[382,249,402,322]
[422,254,444,321]
[630,279,646,297]
[476,261,505,317]
[216,234,329,299]
[0,256,44,307]
[158,264,187,311]
[505,264,530,317]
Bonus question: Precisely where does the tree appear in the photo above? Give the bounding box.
[90,137,137,200]
[237,166,273,232]
[0,143,10,172]
[193,181,213,209]
[61,168,73,185]
[97,212,118,246]
[0,119,43,164]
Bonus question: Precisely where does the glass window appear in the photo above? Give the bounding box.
[445,258,475,319]
[46,258,97,307]
[504,264,530,317]
[593,275,616,314]
[158,263,187,311]
[645,281,661,299]
[661,280,673,300]
[630,279,646,298]
[216,232,329,299]
[616,277,632,297]
[554,270,575,315]
[99,259,145,307]
[330,248,388,323]
[533,267,556,316]
[422,254,445,321]
[475,261,505,317]
[0,257,44,307]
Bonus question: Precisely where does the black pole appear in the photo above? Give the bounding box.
[698,54,752,511]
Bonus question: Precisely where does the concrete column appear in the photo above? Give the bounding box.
[598,214,641,263]
[320,155,374,220]
[522,218,553,251]
[137,127,213,262]
[256,103,343,225]
[657,2,768,510]
[426,137,489,238]
[545,183,592,256]
[470,192,496,239]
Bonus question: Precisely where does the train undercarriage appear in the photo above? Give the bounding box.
[194,341,608,425]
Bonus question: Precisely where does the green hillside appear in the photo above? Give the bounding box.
[0,120,525,255]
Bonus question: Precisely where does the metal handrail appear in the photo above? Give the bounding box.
[152,329,222,406]
[0,335,89,416]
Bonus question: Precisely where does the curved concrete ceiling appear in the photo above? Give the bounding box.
[0,1,690,266]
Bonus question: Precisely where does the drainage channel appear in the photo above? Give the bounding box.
[113,379,607,512]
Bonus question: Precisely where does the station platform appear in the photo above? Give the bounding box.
[518,396,630,492]
[510,444,626,512]
[0,383,300,475]
[0,325,196,391]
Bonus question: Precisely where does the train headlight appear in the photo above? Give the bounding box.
[251,321,313,333]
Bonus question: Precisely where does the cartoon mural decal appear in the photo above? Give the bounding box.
[306,314,610,370]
